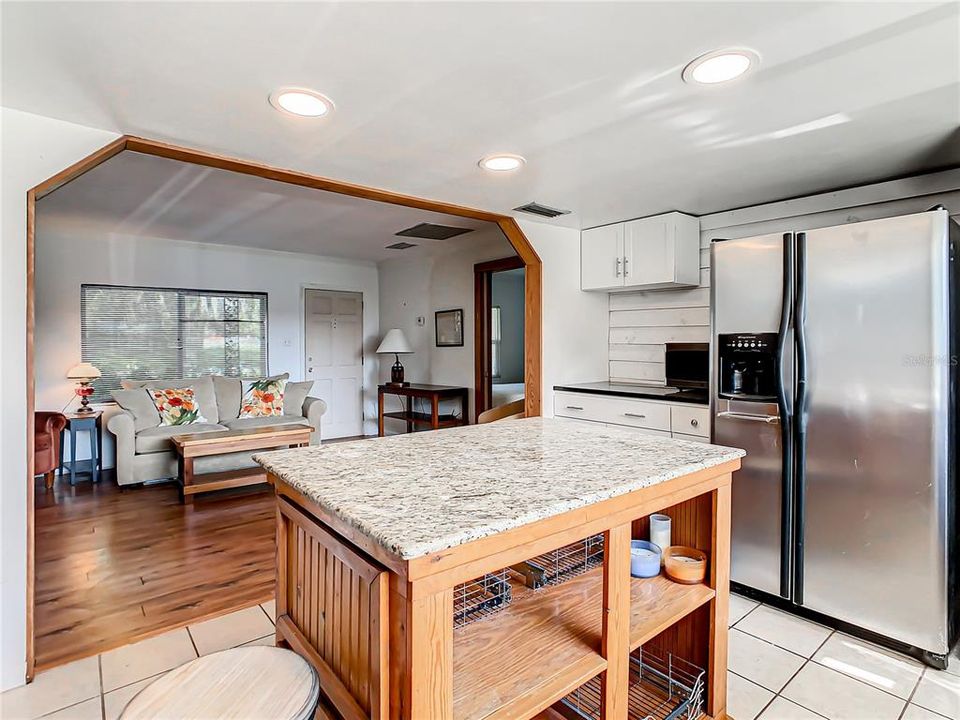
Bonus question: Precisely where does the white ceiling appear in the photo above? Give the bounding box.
[5,2,958,230]
[36,151,495,262]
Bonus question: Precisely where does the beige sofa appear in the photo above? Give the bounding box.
[107,374,326,486]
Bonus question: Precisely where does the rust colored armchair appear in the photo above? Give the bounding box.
[35,412,67,490]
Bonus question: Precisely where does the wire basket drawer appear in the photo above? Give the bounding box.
[453,569,512,628]
[511,534,605,589]
[556,647,705,720]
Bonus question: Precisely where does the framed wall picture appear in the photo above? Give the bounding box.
[435,309,464,347]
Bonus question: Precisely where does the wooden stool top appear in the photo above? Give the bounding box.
[119,646,319,720]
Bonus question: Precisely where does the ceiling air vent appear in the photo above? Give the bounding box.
[395,222,473,240]
[385,241,418,250]
[514,202,571,219]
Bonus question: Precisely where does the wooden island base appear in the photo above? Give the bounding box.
[268,455,739,720]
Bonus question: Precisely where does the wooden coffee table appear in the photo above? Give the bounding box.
[171,423,313,504]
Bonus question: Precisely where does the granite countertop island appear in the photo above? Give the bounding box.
[254,416,743,560]
[257,416,744,720]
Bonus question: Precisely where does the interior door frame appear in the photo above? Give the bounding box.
[24,135,542,681]
[474,255,525,417]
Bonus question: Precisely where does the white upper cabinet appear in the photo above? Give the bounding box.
[581,212,700,292]
[580,223,624,291]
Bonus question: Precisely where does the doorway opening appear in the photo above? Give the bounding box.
[474,256,526,417]
[23,135,543,681]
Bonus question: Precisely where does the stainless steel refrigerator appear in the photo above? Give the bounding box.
[711,209,957,667]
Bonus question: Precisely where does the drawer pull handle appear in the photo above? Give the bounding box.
[566,405,584,411]
[690,419,699,427]
[624,412,646,419]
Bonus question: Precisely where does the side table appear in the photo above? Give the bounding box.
[377,383,469,436]
[59,411,103,485]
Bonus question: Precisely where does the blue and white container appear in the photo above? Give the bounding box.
[630,540,662,578]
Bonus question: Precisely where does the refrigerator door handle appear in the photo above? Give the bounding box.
[777,232,796,598]
[793,231,809,605]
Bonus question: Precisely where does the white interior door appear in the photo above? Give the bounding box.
[304,289,364,439]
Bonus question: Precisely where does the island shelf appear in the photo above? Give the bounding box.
[453,569,715,720]
[256,418,743,720]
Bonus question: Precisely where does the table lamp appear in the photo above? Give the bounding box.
[67,362,101,413]
[376,329,413,387]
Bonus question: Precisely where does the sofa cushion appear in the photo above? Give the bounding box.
[212,375,242,421]
[122,375,219,424]
[112,388,161,432]
[135,423,228,454]
[283,380,314,416]
[222,416,310,432]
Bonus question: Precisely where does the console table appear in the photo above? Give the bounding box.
[377,383,469,436]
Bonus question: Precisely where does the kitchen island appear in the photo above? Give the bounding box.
[255,417,743,720]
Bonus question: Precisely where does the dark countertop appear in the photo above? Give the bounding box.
[553,381,709,406]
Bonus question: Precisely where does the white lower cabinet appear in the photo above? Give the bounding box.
[554,391,711,441]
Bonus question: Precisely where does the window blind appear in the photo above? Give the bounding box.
[80,284,268,401]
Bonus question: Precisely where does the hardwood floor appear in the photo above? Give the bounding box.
[34,473,275,671]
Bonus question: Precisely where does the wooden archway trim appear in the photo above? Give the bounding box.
[24,135,542,680]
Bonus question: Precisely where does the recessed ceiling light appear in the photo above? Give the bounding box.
[269,88,333,117]
[479,154,526,172]
[682,49,759,85]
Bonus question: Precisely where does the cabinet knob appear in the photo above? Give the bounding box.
[691,419,699,427]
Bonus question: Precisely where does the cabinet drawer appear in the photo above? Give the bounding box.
[603,397,671,431]
[670,405,710,438]
[554,392,609,422]
[672,432,710,444]
[554,392,671,431]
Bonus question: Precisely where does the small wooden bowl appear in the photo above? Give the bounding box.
[663,546,707,585]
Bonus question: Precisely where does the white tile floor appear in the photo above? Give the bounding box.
[2,594,958,719]
[0,602,276,720]
[728,594,958,720]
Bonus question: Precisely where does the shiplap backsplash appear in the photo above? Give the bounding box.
[608,241,710,384]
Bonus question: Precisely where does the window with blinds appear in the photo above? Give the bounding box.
[80,284,268,401]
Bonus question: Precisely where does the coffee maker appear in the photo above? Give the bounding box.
[717,333,778,400]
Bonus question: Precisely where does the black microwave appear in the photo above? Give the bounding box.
[665,343,709,389]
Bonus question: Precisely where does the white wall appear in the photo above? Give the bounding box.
[377,226,515,424]
[516,219,610,416]
[607,169,960,385]
[34,226,380,463]
[491,269,524,384]
[1,107,122,690]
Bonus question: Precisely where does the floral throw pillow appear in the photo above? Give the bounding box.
[239,377,287,418]
[151,388,207,426]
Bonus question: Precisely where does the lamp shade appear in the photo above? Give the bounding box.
[376,329,413,355]
[66,362,101,380]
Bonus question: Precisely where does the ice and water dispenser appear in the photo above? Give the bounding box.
[717,333,779,401]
